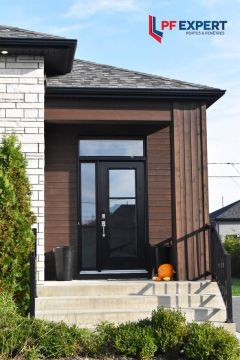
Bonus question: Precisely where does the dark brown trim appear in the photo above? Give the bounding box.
[45,108,171,122]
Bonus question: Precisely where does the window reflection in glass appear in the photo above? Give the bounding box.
[109,199,136,214]
[109,199,137,258]
[109,169,135,198]
[81,163,96,225]
[81,163,97,268]
[108,168,137,258]
[79,140,143,157]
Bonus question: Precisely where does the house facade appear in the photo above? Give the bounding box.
[210,200,240,240]
[0,26,225,285]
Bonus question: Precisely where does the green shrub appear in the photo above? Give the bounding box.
[184,322,240,360]
[114,322,157,359]
[151,307,188,354]
[0,291,239,360]
[224,235,240,255]
[0,317,31,359]
[0,292,31,358]
[0,291,20,318]
[23,346,42,360]
[224,236,240,277]
[0,134,36,314]
[30,319,78,358]
[95,321,117,355]
[73,327,101,357]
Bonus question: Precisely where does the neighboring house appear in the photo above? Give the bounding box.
[0,25,234,328]
[210,200,240,241]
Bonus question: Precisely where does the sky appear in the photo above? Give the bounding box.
[0,0,239,212]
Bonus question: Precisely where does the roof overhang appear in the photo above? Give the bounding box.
[211,218,240,222]
[0,38,77,75]
[46,87,226,107]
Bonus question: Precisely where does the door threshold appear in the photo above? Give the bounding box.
[80,269,148,275]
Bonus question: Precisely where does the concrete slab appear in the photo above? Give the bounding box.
[233,296,240,332]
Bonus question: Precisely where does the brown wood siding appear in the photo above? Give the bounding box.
[172,103,210,280]
[147,126,172,246]
[45,108,171,123]
[45,123,173,277]
[45,126,78,257]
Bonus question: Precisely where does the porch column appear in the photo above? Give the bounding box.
[0,55,45,284]
[172,102,210,280]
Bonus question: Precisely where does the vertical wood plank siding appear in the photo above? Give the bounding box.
[172,103,210,280]
[147,126,172,245]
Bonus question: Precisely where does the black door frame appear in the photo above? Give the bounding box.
[99,161,146,270]
[78,156,148,277]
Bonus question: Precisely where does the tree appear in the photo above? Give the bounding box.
[0,134,36,313]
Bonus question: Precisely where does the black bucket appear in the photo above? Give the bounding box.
[54,246,73,281]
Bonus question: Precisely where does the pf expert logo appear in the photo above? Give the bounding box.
[148,15,176,43]
[149,15,227,43]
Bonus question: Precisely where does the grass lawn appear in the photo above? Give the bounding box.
[232,278,240,296]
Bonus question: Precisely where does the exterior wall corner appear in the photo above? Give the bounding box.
[0,55,45,284]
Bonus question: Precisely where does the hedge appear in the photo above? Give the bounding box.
[0,292,239,360]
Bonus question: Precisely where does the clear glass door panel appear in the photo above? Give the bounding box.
[109,169,136,198]
[80,163,96,225]
[80,163,97,268]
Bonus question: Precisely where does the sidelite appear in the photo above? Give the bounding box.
[80,163,97,268]
[79,139,146,275]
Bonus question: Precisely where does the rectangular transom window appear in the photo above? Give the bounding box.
[79,140,144,157]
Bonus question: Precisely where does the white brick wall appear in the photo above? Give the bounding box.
[0,55,45,284]
[218,222,240,241]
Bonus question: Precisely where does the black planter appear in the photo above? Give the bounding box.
[54,246,73,281]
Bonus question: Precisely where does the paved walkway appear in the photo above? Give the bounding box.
[233,296,240,332]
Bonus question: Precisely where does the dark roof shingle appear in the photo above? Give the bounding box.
[0,25,65,39]
[210,200,240,220]
[0,25,223,93]
[46,59,218,90]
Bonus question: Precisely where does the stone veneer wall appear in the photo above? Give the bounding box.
[0,55,45,284]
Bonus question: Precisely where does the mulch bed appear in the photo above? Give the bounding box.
[54,356,187,360]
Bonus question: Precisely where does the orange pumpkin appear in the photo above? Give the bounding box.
[158,263,175,281]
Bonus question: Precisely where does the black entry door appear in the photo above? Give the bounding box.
[99,162,145,270]
[79,161,146,272]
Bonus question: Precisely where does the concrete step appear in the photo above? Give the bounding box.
[198,321,236,334]
[35,306,226,326]
[35,294,225,311]
[35,280,228,328]
[37,280,221,298]
[36,309,152,326]
[182,307,226,322]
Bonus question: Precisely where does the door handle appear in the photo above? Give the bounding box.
[101,220,106,237]
[101,213,106,237]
